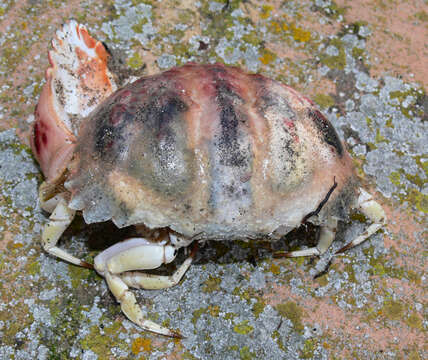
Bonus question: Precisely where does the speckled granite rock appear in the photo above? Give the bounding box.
[0,1,426,359]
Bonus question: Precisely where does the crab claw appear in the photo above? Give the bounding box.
[31,20,117,181]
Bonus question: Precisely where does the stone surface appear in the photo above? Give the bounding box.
[0,1,426,359]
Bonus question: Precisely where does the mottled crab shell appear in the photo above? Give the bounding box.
[65,63,358,240]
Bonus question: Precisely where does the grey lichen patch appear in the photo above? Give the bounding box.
[320,38,347,70]
[101,0,155,47]
[321,27,427,219]
[0,130,41,233]
[312,0,346,20]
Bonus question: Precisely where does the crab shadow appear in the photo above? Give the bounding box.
[66,218,348,273]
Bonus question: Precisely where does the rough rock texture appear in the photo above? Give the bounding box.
[0,1,426,359]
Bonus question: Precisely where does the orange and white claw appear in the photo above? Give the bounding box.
[49,20,117,121]
[31,20,118,181]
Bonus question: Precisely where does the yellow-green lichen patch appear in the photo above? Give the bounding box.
[386,165,427,214]
[315,273,329,287]
[233,320,254,335]
[414,10,428,22]
[182,350,200,360]
[232,286,261,305]
[252,299,266,318]
[351,46,365,60]
[381,299,404,321]
[131,17,149,34]
[80,324,124,357]
[127,51,144,70]
[388,88,426,119]
[366,250,409,282]
[314,93,335,109]
[406,189,428,213]
[271,330,286,352]
[406,312,423,330]
[259,48,277,66]
[290,24,311,43]
[208,304,220,317]
[131,336,153,354]
[374,128,388,144]
[0,302,34,348]
[320,38,346,70]
[275,301,305,334]
[260,5,274,20]
[268,262,281,275]
[26,261,41,276]
[301,338,317,359]
[68,263,95,290]
[192,307,207,325]
[389,171,401,187]
[241,30,264,47]
[203,275,222,293]
[409,349,423,360]
[344,263,357,283]
[268,20,285,34]
[240,345,256,360]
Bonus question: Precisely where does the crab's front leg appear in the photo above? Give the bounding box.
[94,237,195,338]
[41,185,93,268]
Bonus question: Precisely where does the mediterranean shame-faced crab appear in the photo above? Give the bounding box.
[31,21,385,338]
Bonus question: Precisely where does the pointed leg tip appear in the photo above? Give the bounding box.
[80,261,94,269]
[273,251,293,258]
[169,330,185,339]
[335,244,351,254]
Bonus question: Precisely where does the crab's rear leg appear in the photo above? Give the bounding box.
[94,237,195,338]
[274,217,338,258]
[275,188,386,258]
[336,188,386,254]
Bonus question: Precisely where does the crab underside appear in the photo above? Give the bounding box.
[32,21,386,338]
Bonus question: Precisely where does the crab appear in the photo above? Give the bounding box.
[30,21,386,338]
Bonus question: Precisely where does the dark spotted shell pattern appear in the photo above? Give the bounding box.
[65,64,358,241]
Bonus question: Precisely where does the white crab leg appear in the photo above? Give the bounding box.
[275,217,338,258]
[336,188,386,254]
[105,272,182,338]
[121,250,195,290]
[42,198,93,268]
[94,237,195,338]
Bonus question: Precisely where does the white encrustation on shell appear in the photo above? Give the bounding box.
[30,21,386,338]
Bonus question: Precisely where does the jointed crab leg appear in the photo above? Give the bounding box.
[275,187,385,258]
[121,254,194,290]
[104,272,184,338]
[94,237,195,338]
[336,188,385,254]
[275,217,338,258]
[42,197,93,268]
